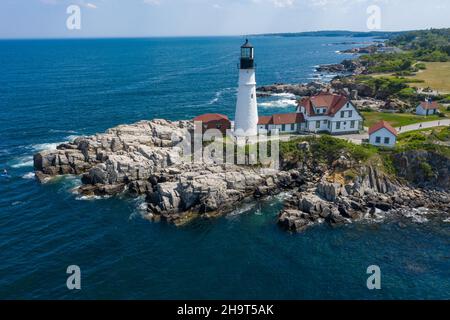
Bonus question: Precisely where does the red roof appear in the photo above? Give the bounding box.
[369,121,398,136]
[258,113,305,125]
[193,113,229,123]
[258,116,273,125]
[272,113,305,125]
[419,101,439,110]
[299,93,349,117]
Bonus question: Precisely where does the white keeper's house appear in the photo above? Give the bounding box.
[296,92,363,135]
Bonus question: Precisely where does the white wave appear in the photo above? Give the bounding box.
[75,195,111,201]
[49,129,78,134]
[0,149,11,156]
[22,172,35,179]
[208,87,234,105]
[228,202,258,216]
[65,135,80,142]
[271,92,296,99]
[31,142,65,152]
[259,99,297,109]
[11,156,33,168]
[208,95,220,105]
[443,218,450,223]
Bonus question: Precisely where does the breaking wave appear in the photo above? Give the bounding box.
[22,172,35,179]
[11,156,33,168]
[259,98,297,109]
[208,87,235,105]
[31,142,64,152]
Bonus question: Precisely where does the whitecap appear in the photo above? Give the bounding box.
[22,172,35,179]
[11,156,33,168]
[75,195,111,201]
[208,87,234,105]
[31,142,63,152]
[228,202,258,216]
[259,99,297,109]
[271,92,297,99]
[49,129,78,134]
[65,135,80,142]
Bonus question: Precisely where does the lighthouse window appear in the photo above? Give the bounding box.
[241,48,252,58]
[251,94,254,99]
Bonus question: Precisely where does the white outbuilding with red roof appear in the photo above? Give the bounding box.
[416,100,439,116]
[368,121,398,148]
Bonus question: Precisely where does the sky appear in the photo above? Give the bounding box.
[0,0,449,39]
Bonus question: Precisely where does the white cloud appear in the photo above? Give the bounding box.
[271,0,295,7]
[251,0,296,7]
[143,0,161,5]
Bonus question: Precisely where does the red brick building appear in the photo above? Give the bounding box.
[193,114,231,135]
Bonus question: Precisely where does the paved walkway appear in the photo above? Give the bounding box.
[396,119,450,134]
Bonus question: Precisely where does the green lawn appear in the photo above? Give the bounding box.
[362,111,442,128]
[406,62,450,94]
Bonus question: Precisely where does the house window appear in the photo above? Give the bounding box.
[350,120,355,128]
[375,137,381,143]
[323,120,328,125]
[384,137,390,144]
[336,122,341,130]
[282,124,286,131]
[316,121,320,129]
[349,111,353,118]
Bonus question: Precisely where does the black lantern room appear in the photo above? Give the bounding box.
[240,39,254,69]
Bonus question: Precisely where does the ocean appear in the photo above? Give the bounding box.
[0,36,449,299]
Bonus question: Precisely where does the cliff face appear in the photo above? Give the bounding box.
[278,142,450,233]
[393,150,450,190]
[34,119,191,186]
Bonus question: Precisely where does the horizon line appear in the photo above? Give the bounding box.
[0,28,427,41]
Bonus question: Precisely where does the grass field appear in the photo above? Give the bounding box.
[406,62,450,94]
[362,111,441,128]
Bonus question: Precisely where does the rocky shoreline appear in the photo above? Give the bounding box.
[34,119,450,231]
[278,169,450,233]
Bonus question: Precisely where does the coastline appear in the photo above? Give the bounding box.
[33,118,450,232]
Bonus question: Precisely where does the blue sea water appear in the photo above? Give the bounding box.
[0,37,449,300]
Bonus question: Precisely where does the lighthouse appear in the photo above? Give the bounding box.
[234,39,258,137]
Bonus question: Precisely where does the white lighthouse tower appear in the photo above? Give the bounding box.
[234,39,258,137]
